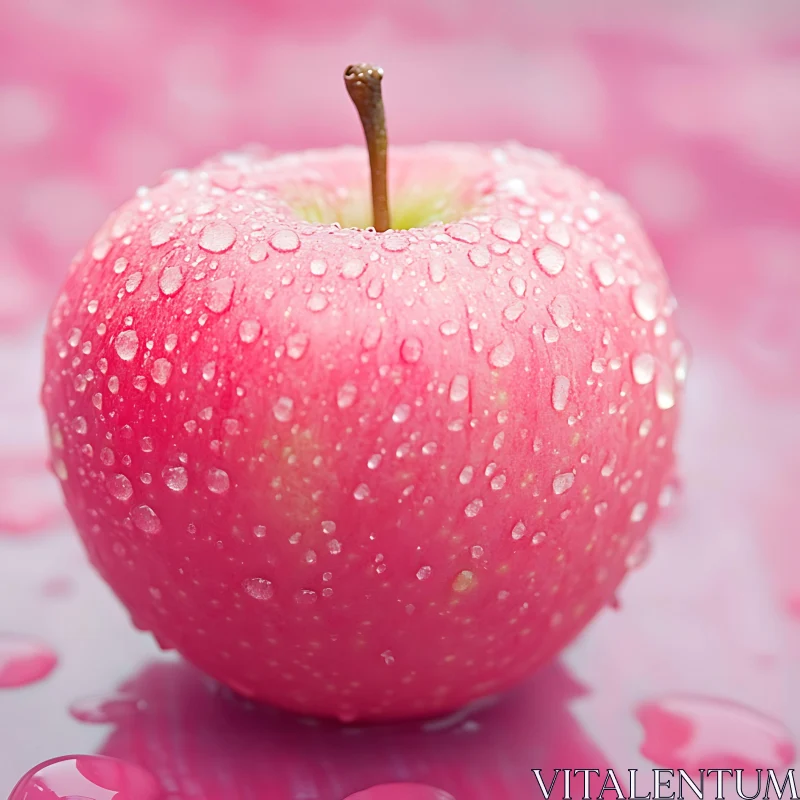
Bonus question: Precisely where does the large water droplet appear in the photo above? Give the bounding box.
[269,228,300,252]
[488,338,515,368]
[547,295,574,328]
[591,260,616,288]
[307,293,329,312]
[158,264,185,296]
[636,695,796,773]
[449,374,469,403]
[439,320,460,337]
[273,396,294,422]
[400,337,423,363]
[353,483,370,500]
[285,332,309,360]
[428,256,447,284]
[150,220,178,247]
[238,319,261,343]
[150,358,172,386]
[341,259,366,279]
[0,634,57,688]
[206,467,230,494]
[552,472,575,495]
[114,330,139,361]
[632,282,660,321]
[107,473,133,501]
[199,220,236,253]
[468,245,491,268]
[552,375,570,411]
[8,755,161,800]
[131,504,161,534]
[337,383,358,409]
[492,217,521,243]
[243,577,274,601]
[162,466,188,492]
[632,353,656,385]
[535,244,566,276]
[446,222,480,243]
[545,221,571,247]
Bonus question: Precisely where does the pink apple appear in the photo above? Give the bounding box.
[42,68,684,721]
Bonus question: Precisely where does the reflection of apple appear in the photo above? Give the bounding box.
[344,784,454,800]
[42,64,684,721]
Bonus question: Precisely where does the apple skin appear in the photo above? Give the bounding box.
[42,142,684,721]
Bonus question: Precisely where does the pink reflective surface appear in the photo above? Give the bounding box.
[1,1,799,798]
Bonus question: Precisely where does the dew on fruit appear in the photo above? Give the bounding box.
[206,468,230,494]
[164,333,178,352]
[273,396,294,422]
[630,501,648,522]
[392,403,411,423]
[238,319,261,343]
[125,271,143,295]
[353,483,370,501]
[552,472,575,495]
[295,589,318,606]
[248,242,269,262]
[551,375,570,411]
[341,259,366,279]
[131,504,161,534]
[309,258,327,276]
[459,465,474,485]
[511,520,526,540]
[328,539,342,555]
[468,245,491,268]
[594,501,608,516]
[428,256,447,284]
[204,277,234,313]
[159,265,184,296]
[632,282,659,321]
[416,566,432,581]
[422,442,438,456]
[464,498,483,517]
[337,382,358,409]
[162,466,188,492]
[382,232,408,252]
[446,222,480,244]
[591,260,616,287]
[471,545,484,559]
[532,531,546,545]
[655,368,676,410]
[632,353,656,385]
[492,217,521,243]
[488,338,515,368]
[286,332,309,360]
[202,362,216,382]
[625,538,651,570]
[400,337,423,363]
[243,577,274,601]
[503,301,525,322]
[534,244,566,276]
[439,320,460,336]
[72,416,88,435]
[510,276,526,297]
[367,454,382,469]
[107,474,133,501]
[449,374,469,403]
[591,358,606,373]
[307,293,328,312]
[545,222,571,248]
[270,228,300,252]
[151,358,172,386]
[452,570,476,592]
[198,220,236,253]
[253,525,267,538]
[548,295,574,328]
[639,419,653,437]
[114,330,139,361]
[543,327,560,344]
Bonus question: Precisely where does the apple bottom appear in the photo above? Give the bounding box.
[83,528,623,722]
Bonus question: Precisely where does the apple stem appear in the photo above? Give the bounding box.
[344,63,391,232]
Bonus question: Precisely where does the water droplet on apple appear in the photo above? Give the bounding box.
[547,295,574,328]
[307,293,328,312]
[591,260,616,287]
[416,566,432,581]
[273,396,294,422]
[400,337,423,363]
[535,244,566,276]
[285,332,309,359]
[269,228,300,252]
[354,483,370,500]
[552,472,575,495]
[131,504,161,534]
[655,367,676,410]
[337,383,358,409]
[488,338,515,368]
[446,222,480,243]
[107,474,133,501]
[503,301,525,322]
[162,466,188,492]
[452,570,476,592]
[158,262,185,295]
[150,358,172,386]
[341,259,366,279]
[199,220,236,253]
[464,498,483,517]
[206,468,230,494]
[545,221,571,247]
[243,577,274,601]
[532,531,546,545]
[204,277,234,313]
[238,319,261,343]
[248,242,269,262]
[632,353,656,385]
[468,245,491,268]
[492,217,521,243]
[551,375,570,411]
[295,588,318,606]
[630,501,648,522]
[392,403,411,423]
[439,320,460,336]
[382,232,409,252]
[632,282,659,321]
[114,329,139,361]
[510,276,527,297]
[449,374,469,403]
[428,256,447,284]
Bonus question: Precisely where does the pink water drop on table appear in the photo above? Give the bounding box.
[636,694,796,772]
[8,754,161,800]
[0,634,57,688]
[344,785,455,800]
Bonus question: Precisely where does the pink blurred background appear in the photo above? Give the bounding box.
[1,1,799,798]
